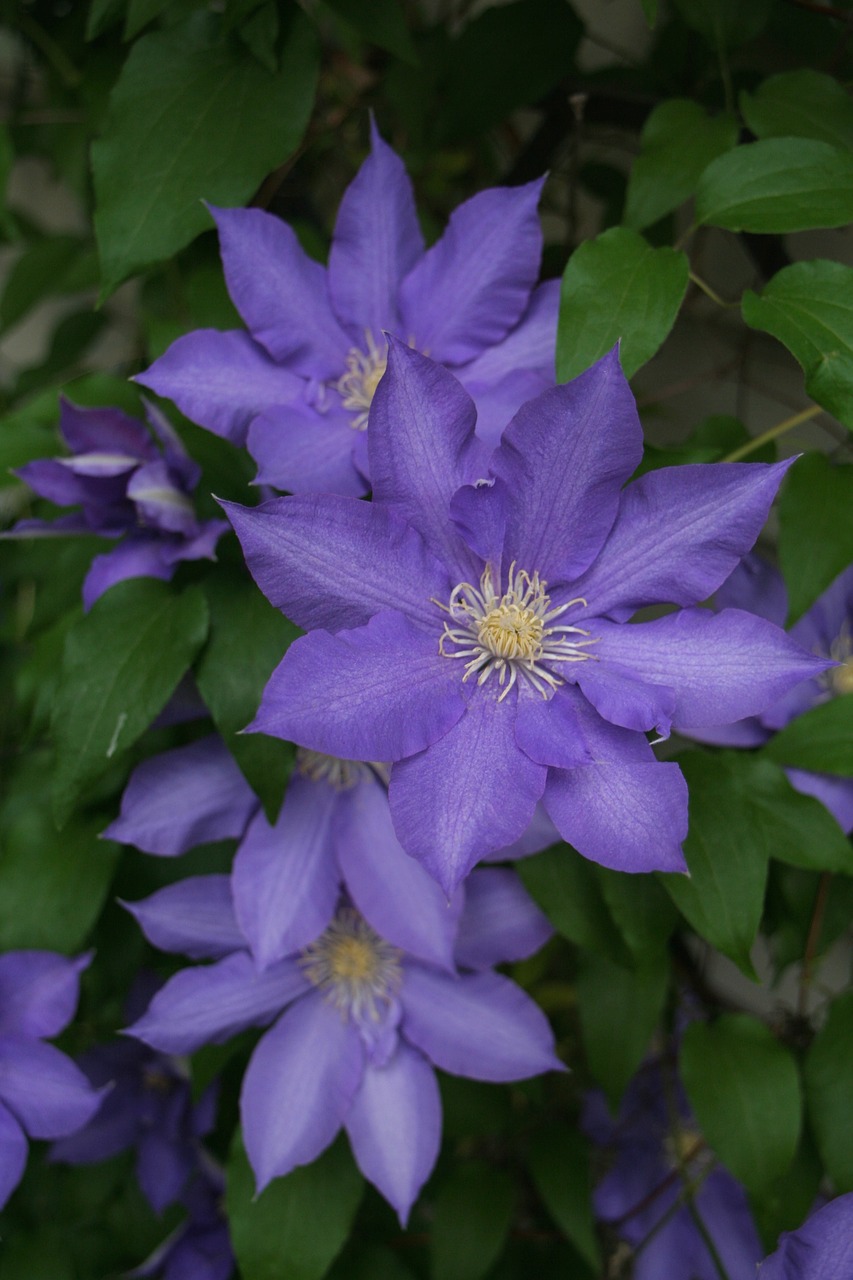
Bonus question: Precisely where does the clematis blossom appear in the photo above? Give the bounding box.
[127,1161,234,1280]
[223,341,830,893]
[136,120,558,494]
[758,1193,853,1277]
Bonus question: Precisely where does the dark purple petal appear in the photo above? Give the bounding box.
[787,769,853,835]
[487,802,560,861]
[574,659,676,736]
[59,399,156,459]
[491,349,643,584]
[570,460,794,619]
[251,610,466,762]
[232,780,340,968]
[713,553,788,626]
[389,684,547,895]
[136,330,304,445]
[544,761,688,873]
[398,179,544,364]
[123,877,245,960]
[127,461,197,535]
[335,777,462,970]
[759,1193,853,1279]
[127,953,310,1055]
[164,518,228,568]
[0,951,88,1040]
[689,1171,764,1280]
[248,403,365,496]
[368,342,488,574]
[137,1130,193,1213]
[454,868,552,970]
[142,399,199,489]
[82,538,172,610]
[514,681,652,771]
[222,494,451,633]
[0,1100,28,1210]
[794,563,853,654]
[16,457,127,510]
[460,278,559,386]
[344,1041,440,1226]
[467,367,554,450]
[401,967,563,1081]
[211,206,350,379]
[327,120,424,338]
[449,475,510,566]
[241,993,364,1190]
[0,1034,103,1139]
[50,1084,140,1165]
[104,737,257,857]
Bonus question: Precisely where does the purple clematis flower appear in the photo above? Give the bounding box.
[692,555,853,832]
[223,342,829,893]
[125,871,559,1224]
[128,1160,234,1280]
[0,949,105,1209]
[6,397,227,609]
[759,1193,853,1277]
[582,1056,763,1280]
[136,120,558,494]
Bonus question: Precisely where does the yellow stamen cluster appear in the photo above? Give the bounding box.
[335,331,388,430]
[300,908,402,1021]
[829,622,853,697]
[296,749,371,791]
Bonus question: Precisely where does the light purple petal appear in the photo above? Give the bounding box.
[82,538,172,610]
[251,610,466,762]
[127,461,196,536]
[211,206,350,379]
[454,868,552,970]
[241,993,364,1190]
[335,776,462,970]
[401,967,562,1081]
[574,658,676,736]
[103,736,257,856]
[759,1193,853,1279]
[787,769,853,835]
[59,399,155,458]
[127,953,310,1055]
[685,718,770,749]
[514,681,654,770]
[544,761,688,873]
[0,1100,28,1210]
[0,1034,103,1139]
[570,460,794,619]
[449,474,510,565]
[460,278,559,386]
[368,342,488,574]
[345,1041,440,1226]
[490,348,644,584]
[136,330,304,446]
[713,553,788,626]
[327,120,424,338]
[389,684,547,895]
[232,779,340,968]
[123,877,245,960]
[55,453,140,479]
[0,951,88,1039]
[248,403,365,496]
[222,494,451,632]
[487,802,560,861]
[467,367,554,450]
[398,179,544,364]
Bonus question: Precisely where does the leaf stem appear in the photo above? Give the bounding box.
[688,271,738,308]
[798,871,833,1018]
[17,13,82,89]
[721,404,823,462]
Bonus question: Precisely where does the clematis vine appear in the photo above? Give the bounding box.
[137,120,558,494]
[224,341,830,893]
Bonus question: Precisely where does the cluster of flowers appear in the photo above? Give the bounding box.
[6,122,853,1272]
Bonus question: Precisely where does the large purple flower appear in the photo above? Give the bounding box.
[759,1193,853,1277]
[136,120,558,494]
[6,398,227,608]
[223,342,829,893]
[0,950,104,1208]
[126,871,559,1224]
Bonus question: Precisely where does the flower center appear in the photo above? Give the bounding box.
[829,622,853,696]
[335,331,387,431]
[296,749,371,790]
[300,908,402,1022]
[436,562,597,701]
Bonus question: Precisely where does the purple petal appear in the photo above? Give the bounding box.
[222,493,451,633]
[574,658,677,736]
[136,330,304,446]
[344,1041,440,1226]
[232,780,340,968]
[0,1034,103,1139]
[127,953,310,1055]
[103,736,258,857]
[241,993,364,1190]
[401,967,562,1081]
[163,517,227,569]
[211,206,350,379]
[137,1130,193,1213]
[467,367,554,450]
[16,457,127,510]
[460,278,559,386]
[713,552,788,625]
[685,718,770,749]
[123,877,245,960]
[59,399,155,458]
[449,474,510,565]
[787,769,853,835]
[487,802,560,861]
[398,179,544,364]
[368,342,488,573]
[327,120,424,338]
[571,461,794,618]
[759,1193,853,1279]
[491,348,643,584]
[454,868,552,970]
[544,761,688,873]
[53,453,140,479]
[127,461,197,536]
[248,403,365,496]
[0,950,88,1039]
[251,610,466,762]
[0,1100,28,1210]
[82,538,172,609]
[515,681,654,770]
[142,399,198,488]
[335,776,462,970]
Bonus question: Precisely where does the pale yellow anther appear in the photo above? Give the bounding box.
[300,908,401,1021]
[335,331,388,430]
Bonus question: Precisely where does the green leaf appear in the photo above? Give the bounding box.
[778,452,853,622]
[741,70,853,152]
[324,0,418,64]
[51,580,209,825]
[681,1015,801,1194]
[695,139,853,233]
[640,0,658,26]
[430,1161,514,1280]
[226,1135,364,1280]
[557,228,688,381]
[0,237,97,330]
[672,0,773,46]
[743,262,853,432]
[517,844,630,964]
[624,101,738,231]
[124,0,172,39]
[528,1125,599,1268]
[93,10,318,294]
[576,950,669,1108]
[86,0,126,39]
[595,866,678,961]
[764,697,853,779]
[804,990,853,1191]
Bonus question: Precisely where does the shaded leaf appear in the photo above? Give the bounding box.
[804,991,853,1191]
[741,70,853,152]
[430,1161,514,1280]
[517,844,630,965]
[764,697,853,779]
[324,0,418,64]
[596,866,678,961]
[695,139,853,233]
[624,100,738,231]
[778,452,853,622]
[672,0,773,46]
[576,950,669,1108]
[527,1124,600,1269]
